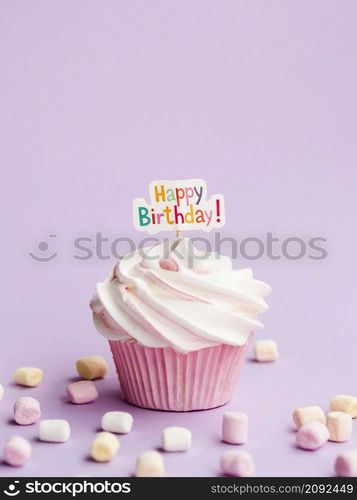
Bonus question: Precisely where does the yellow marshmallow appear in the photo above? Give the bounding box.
[13,367,43,387]
[330,395,357,418]
[136,450,164,477]
[90,432,119,462]
[76,356,108,380]
[327,412,352,442]
[292,405,326,429]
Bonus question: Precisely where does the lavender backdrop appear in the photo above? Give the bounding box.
[1,0,356,477]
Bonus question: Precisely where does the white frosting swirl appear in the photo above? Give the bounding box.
[90,238,271,354]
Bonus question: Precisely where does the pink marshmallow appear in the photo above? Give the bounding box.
[221,450,255,477]
[222,411,248,444]
[14,397,41,425]
[335,450,357,477]
[296,421,330,450]
[66,380,98,404]
[4,436,32,466]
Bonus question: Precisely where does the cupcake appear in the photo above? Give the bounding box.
[90,238,271,411]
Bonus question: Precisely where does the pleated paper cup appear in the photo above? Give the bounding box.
[109,339,250,411]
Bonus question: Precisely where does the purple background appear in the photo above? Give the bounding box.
[1,0,357,477]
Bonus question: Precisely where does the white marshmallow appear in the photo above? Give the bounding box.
[327,412,352,442]
[161,426,192,452]
[90,432,120,462]
[136,450,164,477]
[330,395,357,418]
[0,384,4,402]
[292,405,326,429]
[254,340,279,362]
[39,419,71,442]
[101,411,133,434]
[222,412,248,444]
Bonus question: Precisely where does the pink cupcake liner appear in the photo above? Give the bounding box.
[108,339,250,411]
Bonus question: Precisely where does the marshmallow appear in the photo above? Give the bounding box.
[327,412,352,442]
[222,411,248,444]
[296,422,330,450]
[330,395,357,418]
[13,367,43,387]
[39,419,71,442]
[292,405,326,429]
[101,411,133,434]
[161,427,191,452]
[67,380,98,404]
[335,450,357,477]
[4,436,32,466]
[253,340,279,362]
[76,356,108,380]
[136,450,164,477]
[14,397,41,425]
[0,383,4,402]
[90,432,120,462]
[221,450,255,477]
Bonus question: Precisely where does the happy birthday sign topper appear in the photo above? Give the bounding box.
[133,179,225,234]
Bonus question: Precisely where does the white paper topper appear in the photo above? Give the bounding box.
[133,179,225,234]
